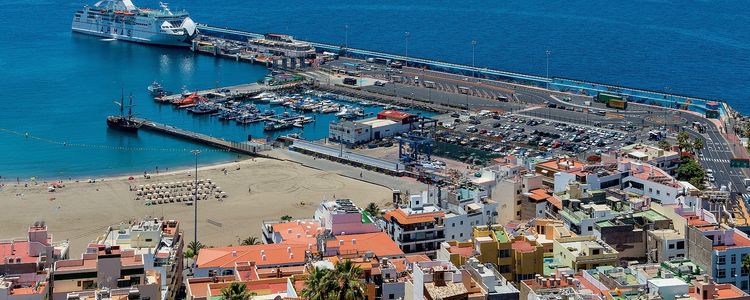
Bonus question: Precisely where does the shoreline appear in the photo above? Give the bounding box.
[0,155,255,186]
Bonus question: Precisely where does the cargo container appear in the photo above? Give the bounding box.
[606,99,628,109]
[596,92,622,104]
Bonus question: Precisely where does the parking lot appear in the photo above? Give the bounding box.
[432,110,640,163]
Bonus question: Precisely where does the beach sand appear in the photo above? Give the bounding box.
[0,157,395,255]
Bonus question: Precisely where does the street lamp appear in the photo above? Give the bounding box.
[545,50,551,79]
[191,149,201,260]
[404,31,410,68]
[344,24,349,49]
[471,40,477,79]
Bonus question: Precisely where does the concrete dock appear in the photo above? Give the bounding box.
[158,82,301,103]
[131,117,271,155]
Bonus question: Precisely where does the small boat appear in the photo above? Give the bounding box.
[269,97,285,105]
[236,114,263,124]
[147,81,163,94]
[292,121,304,128]
[263,121,294,131]
[261,109,274,116]
[188,102,219,114]
[174,92,204,106]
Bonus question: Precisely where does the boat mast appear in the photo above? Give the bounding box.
[128,93,134,120]
[120,89,125,117]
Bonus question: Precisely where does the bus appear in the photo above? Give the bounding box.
[458,86,471,94]
[423,80,436,88]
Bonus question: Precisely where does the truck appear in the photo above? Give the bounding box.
[606,99,628,110]
[596,92,622,104]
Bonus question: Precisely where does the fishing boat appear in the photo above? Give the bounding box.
[236,114,263,124]
[107,92,141,132]
[147,81,163,94]
[263,121,294,131]
[188,102,218,114]
[269,97,285,105]
[217,109,239,121]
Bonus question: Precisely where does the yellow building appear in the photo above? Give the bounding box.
[472,225,544,282]
[553,236,618,271]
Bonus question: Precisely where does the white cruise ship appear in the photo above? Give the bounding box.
[72,0,197,47]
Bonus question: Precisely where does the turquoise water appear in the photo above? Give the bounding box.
[2,0,748,179]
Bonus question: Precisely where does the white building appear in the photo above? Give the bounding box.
[411,260,466,300]
[444,189,498,241]
[328,110,418,145]
[384,191,446,257]
[620,160,685,205]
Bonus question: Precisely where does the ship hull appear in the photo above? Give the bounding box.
[72,21,193,47]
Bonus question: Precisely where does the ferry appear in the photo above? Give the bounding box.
[72,0,197,47]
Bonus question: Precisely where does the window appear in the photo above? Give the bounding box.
[460,221,464,225]
[743,280,749,291]
[498,265,511,273]
[731,268,737,278]
[460,233,464,238]
[718,256,726,265]
[669,243,675,249]
[718,269,726,278]
[389,294,395,299]
[451,235,455,239]
[452,223,455,227]
[676,241,685,249]
[499,249,511,258]
[732,254,737,264]
[587,226,593,232]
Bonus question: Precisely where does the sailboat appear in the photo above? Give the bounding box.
[107,92,141,132]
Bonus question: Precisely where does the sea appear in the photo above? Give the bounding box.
[1,0,748,180]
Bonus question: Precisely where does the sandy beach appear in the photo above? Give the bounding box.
[0,157,396,255]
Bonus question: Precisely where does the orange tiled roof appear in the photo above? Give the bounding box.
[384,209,444,225]
[528,189,551,202]
[714,232,750,250]
[271,220,324,252]
[325,232,404,258]
[196,244,308,268]
[512,240,535,253]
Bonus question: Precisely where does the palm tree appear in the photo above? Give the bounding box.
[364,202,380,217]
[693,138,704,152]
[742,254,750,286]
[657,140,671,151]
[188,240,204,255]
[220,282,255,300]
[331,260,365,300]
[677,131,691,152]
[301,267,335,300]
[241,236,261,246]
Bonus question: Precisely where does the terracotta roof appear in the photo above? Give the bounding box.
[0,241,35,265]
[384,209,444,225]
[449,245,475,258]
[187,276,236,298]
[714,232,750,250]
[512,240,535,253]
[196,244,308,268]
[528,189,551,202]
[547,194,563,210]
[325,232,404,258]
[388,254,431,273]
[271,220,324,252]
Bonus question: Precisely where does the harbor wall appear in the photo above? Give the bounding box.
[196,24,728,117]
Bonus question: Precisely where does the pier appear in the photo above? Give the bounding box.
[130,117,271,155]
[158,82,301,103]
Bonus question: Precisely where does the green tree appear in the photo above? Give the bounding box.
[657,140,671,151]
[677,131,691,152]
[301,267,335,300]
[241,236,261,246]
[365,202,380,217]
[676,157,706,190]
[281,215,293,222]
[184,248,195,259]
[693,138,704,152]
[188,240,204,256]
[220,282,255,300]
[331,260,365,300]
[742,255,750,285]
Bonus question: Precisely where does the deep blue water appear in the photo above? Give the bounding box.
[1,0,748,179]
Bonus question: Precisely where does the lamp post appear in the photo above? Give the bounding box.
[404,31,410,68]
[191,149,200,259]
[544,50,552,89]
[344,24,349,49]
[471,40,477,79]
